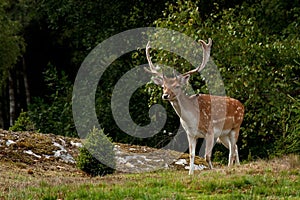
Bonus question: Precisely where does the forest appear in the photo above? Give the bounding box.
[0,0,299,161]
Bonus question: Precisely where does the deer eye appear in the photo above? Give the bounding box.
[175,85,181,89]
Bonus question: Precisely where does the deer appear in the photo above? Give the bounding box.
[144,38,244,175]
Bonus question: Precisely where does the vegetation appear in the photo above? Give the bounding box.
[1,155,299,199]
[9,111,35,132]
[77,128,115,176]
[0,0,299,162]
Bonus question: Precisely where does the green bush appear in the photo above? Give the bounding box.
[9,111,36,131]
[275,95,300,155]
[76,128,115,176]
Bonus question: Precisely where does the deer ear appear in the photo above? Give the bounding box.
[152,77,163,86]
[180,74,190,85]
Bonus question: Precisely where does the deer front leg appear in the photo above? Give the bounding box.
[218,135,234,166]
[205,132,214,169]
[187,135,197,175]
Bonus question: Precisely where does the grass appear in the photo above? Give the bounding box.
[1,155,299,200]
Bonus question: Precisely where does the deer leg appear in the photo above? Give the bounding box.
[235,144,240,165]
[228,128,240,166]
[232,127,241,165]
[219,135,240,166]
[218,136,230,149]
[205,132,214,169]
[187,135,197,175]
[218,135,233,166]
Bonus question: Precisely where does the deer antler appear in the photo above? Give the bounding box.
[182,38,212,76]
[144,41,163,78]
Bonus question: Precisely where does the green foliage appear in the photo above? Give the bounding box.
[275,95,300,155]
[77,147,115,177]
[9,111,36,132]
[76,127,115,176]
[34,0,170,66]
[28,65,75,137]
[252,0,300,36]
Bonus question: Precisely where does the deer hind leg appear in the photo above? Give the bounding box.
[219,134,240,166]
[232,126,241,165]
[205,132,214,169]
[228,127,240,166]
[187,135,197,175]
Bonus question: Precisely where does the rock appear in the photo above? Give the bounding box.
[70,141,82,148]
[6,140,16,146]
[53,142,76,164]
[24,150,41,159]
[175,159,188,165]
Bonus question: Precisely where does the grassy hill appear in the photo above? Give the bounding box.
[0,130,299,199]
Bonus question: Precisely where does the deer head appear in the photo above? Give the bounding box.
[145,38,212,101]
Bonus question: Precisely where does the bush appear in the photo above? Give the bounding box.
[9,111,36,131]
[76,128,115,176]
[275,95,300,155]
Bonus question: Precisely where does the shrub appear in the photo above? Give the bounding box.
[275,95,300,155]
[9,111,36,131]
[76,127,115,176]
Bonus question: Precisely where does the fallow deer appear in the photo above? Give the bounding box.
[145,39,244,175]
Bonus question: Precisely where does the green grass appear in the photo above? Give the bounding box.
[1,156,299,200]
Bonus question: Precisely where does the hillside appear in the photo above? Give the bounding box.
[0,130,299,199]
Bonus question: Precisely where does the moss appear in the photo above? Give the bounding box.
[3,150,35,165]
[12,133,60,155]
[179,153,208,166]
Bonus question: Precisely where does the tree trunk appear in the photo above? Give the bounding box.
[22,57,30,106]
[9,72,15,127]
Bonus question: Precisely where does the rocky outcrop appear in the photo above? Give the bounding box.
[0,130,208,174]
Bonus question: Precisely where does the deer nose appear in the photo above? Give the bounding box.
[162,94,169,100]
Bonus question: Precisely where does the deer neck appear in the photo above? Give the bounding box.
[170,93,198,122]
